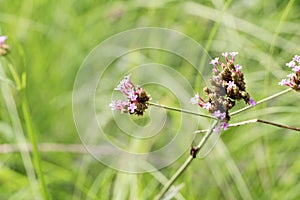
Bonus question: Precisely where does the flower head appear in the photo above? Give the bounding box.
[110,75,150,115]
[0,35,9,56]
[0,36,7,45]
[193,52,255,132]
[210,57,219,66]
[279,55,300,91]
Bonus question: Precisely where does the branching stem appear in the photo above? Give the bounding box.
[154,120,218,200]
[194,118,300,134]
[148,102,216,120]
[230,88,293,116]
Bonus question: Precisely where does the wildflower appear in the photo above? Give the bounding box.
[192,52,255,132]
[110,75,150,116]
[190,93,200,104]
[220,122,228,130]
[0,35,9,56]
[235,64,242,71]
[202,102,212,110]
[279,55,300,91]
[128,103,137,113]
[209,57,219,66]
[227,81,236,90]
[248,98,256,106]
[229,52,239,61]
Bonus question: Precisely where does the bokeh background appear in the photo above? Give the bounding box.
[1,0,300,199]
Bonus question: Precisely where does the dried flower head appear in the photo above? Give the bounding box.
[110,75,150,116]
[278,55,300,91]
[191,52,256,132]
[0,36,10,56]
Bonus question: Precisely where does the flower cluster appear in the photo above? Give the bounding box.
[191,52,255,132]
[109,75,150,116]
[278,55,300,91]
[0,36,10,56]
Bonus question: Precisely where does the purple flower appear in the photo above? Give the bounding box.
[213,126,221,134]
[110,75,150,115]
[286,61,295,68]
[190,93,200,104]
[248,98,256,106]
[210,57,219,66]
[0,36,7,46]
[127,88,138,101]
[278,79,288,86]
[220,122,228,130]
[213,110,226,120]
[227,81,236,90]
[0,35,9,56]
[229,52,239,61]
[293,55,300,64]
[109,100,128,112]
[292,65,300,73]
[235,64,242,71]
[203,102,212,110]
[128,103,137,113]
[279,55,300,91]
[222,52,229,62]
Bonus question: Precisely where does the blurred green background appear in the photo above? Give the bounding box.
[1,0,300,199]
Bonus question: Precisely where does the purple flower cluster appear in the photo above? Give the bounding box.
[0,36,9,56]
[109,75,150,116]
[191,52,256,132]
[278,55,300,91]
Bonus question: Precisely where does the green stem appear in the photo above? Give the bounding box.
[194,118,300,133]
[230,88,293,116]
[3,58,50,200]
[148,102,216,120]
[154,120,218,200]
[22,97,50,200]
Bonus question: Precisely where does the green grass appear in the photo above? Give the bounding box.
[1,0,300,199]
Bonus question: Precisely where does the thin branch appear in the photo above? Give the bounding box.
[194,118,300,134]
[154,120,219,200]
[230,88,293,116]
[148,102,216,120]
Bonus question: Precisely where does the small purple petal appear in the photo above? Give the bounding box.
[292,55,300,64]
[0,36,7,45]
[203,102,212,110]
[128,103,137,113]
[220,122,228,130]
[229,52,238,61]
[278,79,288,86]
[190,93,200,104]
[109,100,127,111]
[213,126,221,134]
[221,52,228,57]
[286,61,295,68]
[213,110,226,120]
[249,98,256,106]
[292,65,300,73]
[235,64,242,71]
[209,57,219,65]
[229,52,239,57]
[227,81,236,90]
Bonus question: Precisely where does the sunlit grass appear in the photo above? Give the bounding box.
[0,0,300,199]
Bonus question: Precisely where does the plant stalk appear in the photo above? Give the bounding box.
[148,102,216,120]
[154,120,218,200]
[230,88,293,116]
